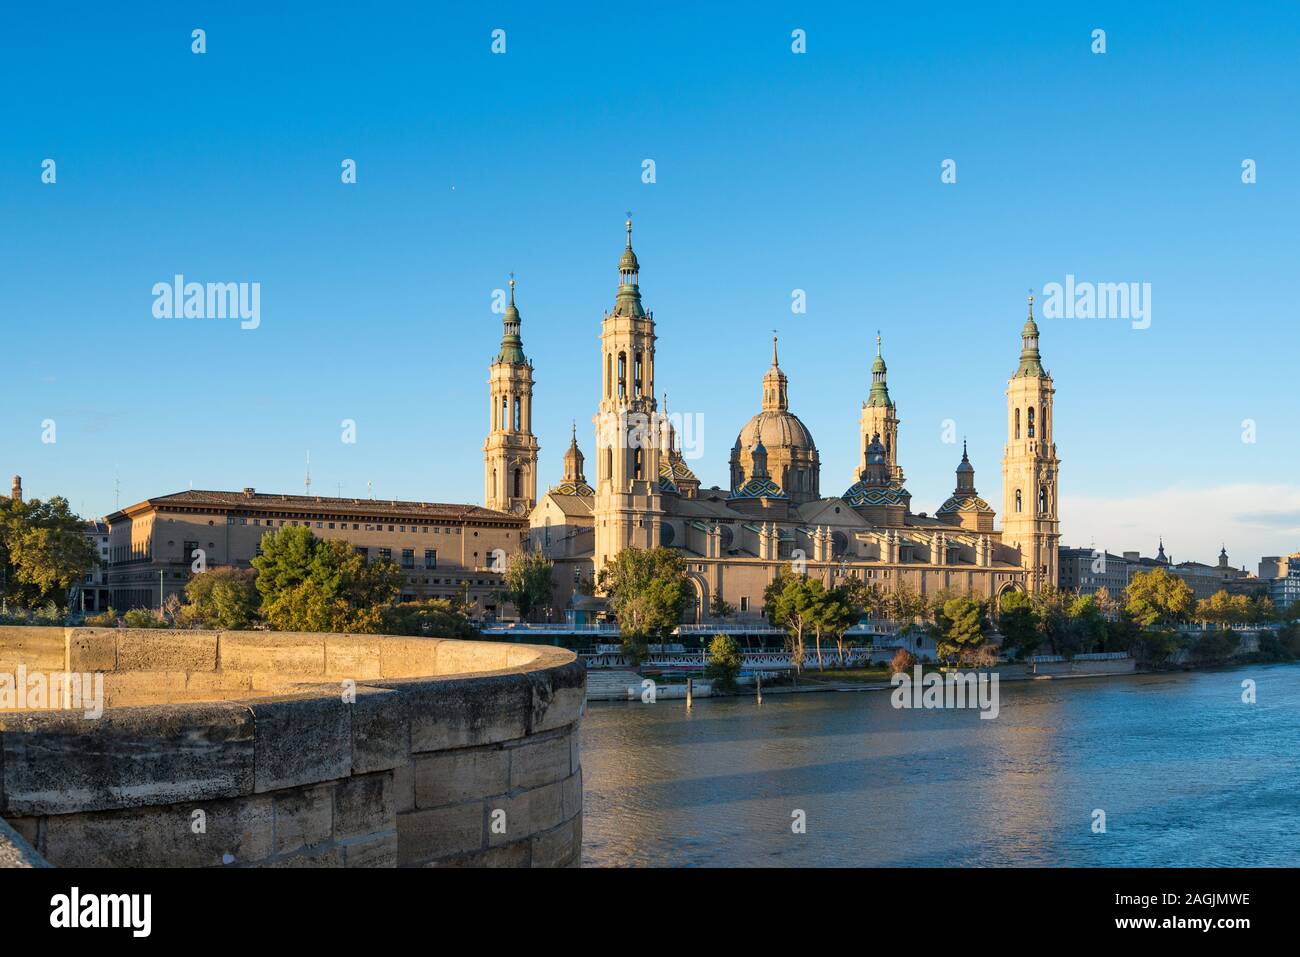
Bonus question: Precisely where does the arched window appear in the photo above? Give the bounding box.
[603,448,612,482]
[500,395,507,431]
[1015,489,1023,513]
[634,352,643,397]
[617,353,627,398]
[513,397,521,432]
[1027,407,1036,438]
[513,468,522,499]
[492,469,498,498]
[1039,485,1048,515]
[605,353,612,398]
[1042,406,1048,439]
[1014,408,1021,440]
[634,448,643,480]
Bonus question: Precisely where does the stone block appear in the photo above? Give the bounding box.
[509,731,571,790]
[378,637,440,679]
[116,629,218,673]
[531,815,580,868]
[436,640,511,676]
[66,629,117,672]
[219,631,325,677]
[415,747,509,808]
[396,802,483,865]
[334,772,394,840]
[41,794,274,867]
[427,840,531,868]
[350,686,409,774]
[343,831,398,867]
[0,626,67,673]
[392,760,415,813]
[274,784,333,855]
[379,674,530,754]
[1,703,255,815]
[529,660,586,734]
[487,778,565,847]
[324,635,383,681]
[266,845,344,867]
[250,694,351,793]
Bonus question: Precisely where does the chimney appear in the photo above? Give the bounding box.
[10,475,21,502]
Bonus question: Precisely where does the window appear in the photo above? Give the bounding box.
[513,468,522,498]
[425,549,437,569]
[1039,486,1048,515]
[1014,408,1021,440]
[739,596,749,612]
[402,549,414,568]
[1027,407,1036,438]
[513,396,521,431]
[379,548,392,562]
[1015,489,1023,512]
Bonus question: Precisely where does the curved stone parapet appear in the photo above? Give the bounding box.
[0,627,584,868]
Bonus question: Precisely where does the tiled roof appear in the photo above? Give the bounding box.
[123,489,523,523]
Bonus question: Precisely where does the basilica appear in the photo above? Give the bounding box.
[484,222,1061,622]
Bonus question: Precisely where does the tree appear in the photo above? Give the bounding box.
[1031,586,1070,655]
[252,526,401,633]
[705,634,743,693]
[497,551,554,622]
[884,582,927,624]
[1125,568,1194,628]
[998,591,1040,658]
[383,599,476,639]
[822,583,860,665]
[766,571,824,674]
[709,592,735,620]
[597,546,689,663]
[0,495,96,608]
[181,567,260,629]
[935,596,988,665]
[1064,593,1107,656]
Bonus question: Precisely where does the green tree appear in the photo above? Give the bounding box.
[382,599,477,638]
[1031,586,1071,655]
[766,570,824,674]
[251,526,401,633]
[1064,593,1107,656]
[181,567,260,629]
[497,551,554,622]
[822,583,860,665]
[597,547,690,663]
[1125,567,1194,628]
[705,633,743,693]
[709,592,735,620]
[0,495,96,608]
[935,596,988,665]
[998,591,1040,658]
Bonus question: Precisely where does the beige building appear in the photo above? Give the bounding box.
[521,222,1061,622]
[103,489,527,614]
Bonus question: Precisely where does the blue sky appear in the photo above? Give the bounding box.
[3,1,1298,569]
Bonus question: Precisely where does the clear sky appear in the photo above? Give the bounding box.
[3,2,1298,570]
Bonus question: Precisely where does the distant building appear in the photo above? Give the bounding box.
[78,520,111,612]
[103,488,528,614]
[1058,546,1130,596]
[1259,553,1300,612]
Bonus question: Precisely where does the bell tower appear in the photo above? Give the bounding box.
[483,278,539,514]
[1001,294,1061,591]
[593,218,664,570]
[859,333,902,482]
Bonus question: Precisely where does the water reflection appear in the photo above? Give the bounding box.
[580,665,1300,866]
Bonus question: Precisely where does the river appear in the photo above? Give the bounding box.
[579,664,1300,866]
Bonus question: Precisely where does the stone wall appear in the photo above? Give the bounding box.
[0,627,584,867]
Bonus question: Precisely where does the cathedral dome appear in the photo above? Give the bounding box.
[734,409,817,455]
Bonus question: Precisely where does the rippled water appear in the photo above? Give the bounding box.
[580,665,1300,866]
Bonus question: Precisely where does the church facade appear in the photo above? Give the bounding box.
[489,222,1061,623]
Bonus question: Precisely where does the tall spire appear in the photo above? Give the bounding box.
[761,336,789,412]
[612,216,645,316]
[867,330,892,407]
[496,275,527,364]
[1015,291,1044,377]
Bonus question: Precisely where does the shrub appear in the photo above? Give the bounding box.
[890,648,917,674]
[705,634,743,693]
